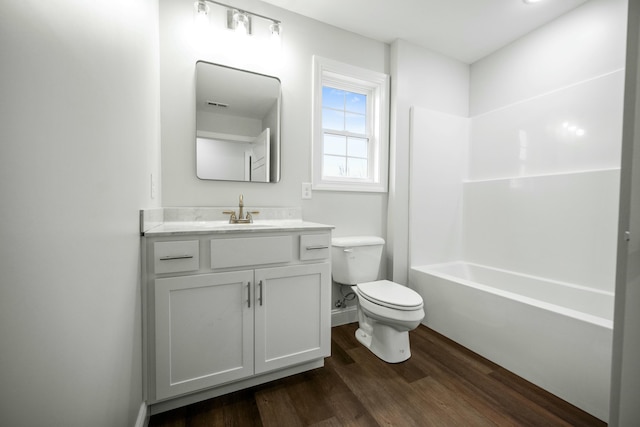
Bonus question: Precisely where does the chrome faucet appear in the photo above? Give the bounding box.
[223,194,259,224]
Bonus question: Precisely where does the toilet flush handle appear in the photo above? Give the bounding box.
[343,248,353,253]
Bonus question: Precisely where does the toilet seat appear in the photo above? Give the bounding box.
[357,280,423,311]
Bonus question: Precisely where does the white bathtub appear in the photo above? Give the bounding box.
[409,261,613,422]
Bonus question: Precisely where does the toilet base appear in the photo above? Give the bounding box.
[355,323,411,363]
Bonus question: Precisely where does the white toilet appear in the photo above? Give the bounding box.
[331,236,425,363]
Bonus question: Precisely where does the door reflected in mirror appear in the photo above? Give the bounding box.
[196,61,281,182]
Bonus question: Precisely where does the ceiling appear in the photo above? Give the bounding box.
[259,0,590,63]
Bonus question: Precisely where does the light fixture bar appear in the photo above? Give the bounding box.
[202,0,281,26]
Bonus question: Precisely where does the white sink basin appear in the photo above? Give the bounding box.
[184,221,276,230]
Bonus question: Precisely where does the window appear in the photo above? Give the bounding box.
[312,56,389,192]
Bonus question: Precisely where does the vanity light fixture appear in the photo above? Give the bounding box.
[523,0,544,4]
[194,0,210,26]
[195,0,209,15]
[229,9,251,35]
[270,21,281,37]
[269,21,281,47]
[193,0,282,40]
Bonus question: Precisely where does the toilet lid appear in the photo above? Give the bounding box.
[357,280,423,310]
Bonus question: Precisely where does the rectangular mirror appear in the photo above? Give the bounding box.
[196,61,281,182]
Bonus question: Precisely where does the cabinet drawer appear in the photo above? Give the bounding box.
[300,234,331,261]
[211,236,292,269]
[154,240,200,274]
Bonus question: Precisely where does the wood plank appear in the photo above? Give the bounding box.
[148,324,606,427]
[334,345,440,426]
[255,383,304,427]
[282,370,337,425]
[410,327,575,426]
[299,360,381,426]
[405,334,523,426]
[330,321,360,352]
[148,406,187,427]
[329,335,355,366]
[308,417,343,427]
[409,375,496,426]
[490,366,607,427]
[412,325,498,375]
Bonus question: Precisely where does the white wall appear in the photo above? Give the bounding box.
[470,0,627,116]
[159,0,391,317]
[610,1,640,424]
[0,1,160,426]
[389,40,469,284]
[158,0,389,238]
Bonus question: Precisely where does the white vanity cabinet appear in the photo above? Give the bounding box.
[142,227,332,412]
[154,270,254,400]
[253,263,329,374]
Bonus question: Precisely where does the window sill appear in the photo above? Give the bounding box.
[312,181,388,193]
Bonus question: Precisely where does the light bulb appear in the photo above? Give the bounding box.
[194,0,209,27]
[234,11,249,35]
[270,22,281,37]
[270,22,281,48]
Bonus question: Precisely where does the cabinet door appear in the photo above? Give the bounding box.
[155,271,254,400]
[254,262,331,374]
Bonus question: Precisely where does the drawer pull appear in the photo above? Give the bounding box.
[306,245,329,250]
[247,282,251,308]
[258,280,263,306]
[159,255,194,261]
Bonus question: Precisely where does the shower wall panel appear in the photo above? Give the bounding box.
[469,70,624,181]
[463,169,620,292]
[409,107,469,267]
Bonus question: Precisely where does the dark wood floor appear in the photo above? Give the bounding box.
[149,323,606,426]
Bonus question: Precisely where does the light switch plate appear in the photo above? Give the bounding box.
[301,182,312,199]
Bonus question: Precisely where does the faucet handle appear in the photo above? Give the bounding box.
[222,210,237,223]
[246,211,259,223]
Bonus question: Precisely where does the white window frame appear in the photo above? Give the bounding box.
[312,56,389,192]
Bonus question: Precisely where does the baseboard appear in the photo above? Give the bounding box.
[134,402,148,427]
[331,306,357,326]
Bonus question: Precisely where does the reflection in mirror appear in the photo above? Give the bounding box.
[196,61,281,182]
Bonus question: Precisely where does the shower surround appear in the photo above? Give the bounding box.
[407,1,626,421]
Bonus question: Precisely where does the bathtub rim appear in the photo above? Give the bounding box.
[410,261,614,329]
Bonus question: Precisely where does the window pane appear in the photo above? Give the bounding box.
[347,137,368,158]
[322,86,344,110]
[324,134,346,156]
[323,155,346,177]
[347,158,368,178]
[345,112,366,134]
[322,108,344,131]
[346,92,366,114]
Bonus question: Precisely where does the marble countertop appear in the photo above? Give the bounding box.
[140,207,333,236]
[142,219,334,237]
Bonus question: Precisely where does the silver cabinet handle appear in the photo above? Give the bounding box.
[258,280,263,306]
[306,245,329,250]
[159,255,194,261]
[247,282,251,308]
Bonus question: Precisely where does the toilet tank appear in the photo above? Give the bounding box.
[331,236,385,284]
